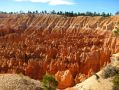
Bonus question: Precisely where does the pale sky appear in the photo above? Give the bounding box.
[0,0,119,14]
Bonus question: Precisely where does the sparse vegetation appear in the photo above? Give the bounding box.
[102,65,119,79]
[102,64,119,90]
[42,73,58,90]
[113,28,119,36]
[113,23,119,36]
[112,74,119,90]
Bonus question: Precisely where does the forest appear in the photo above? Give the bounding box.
[0,10,113,17]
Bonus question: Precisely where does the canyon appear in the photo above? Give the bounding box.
[0,14,119,89]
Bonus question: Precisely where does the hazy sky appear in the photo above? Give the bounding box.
[0,0,119,14]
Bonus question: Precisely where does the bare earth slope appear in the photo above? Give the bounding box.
[66,71,113,90]
[0,74,42,90]
[0,14,119,89]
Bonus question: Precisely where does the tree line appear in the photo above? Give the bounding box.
[0,10,113,17]
[115,11,119,15]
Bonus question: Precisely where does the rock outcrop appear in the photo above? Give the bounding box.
[0,74,43,90]
[55,70,74,89]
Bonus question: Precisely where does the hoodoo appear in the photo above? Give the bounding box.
[0,14,119,89]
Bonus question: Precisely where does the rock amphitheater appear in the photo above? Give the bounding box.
[0,14,119,89]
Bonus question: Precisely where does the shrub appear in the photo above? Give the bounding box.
[102,65,119,79]
[113,28,119,36]
[42,73,58,90]
[112,74,119,90]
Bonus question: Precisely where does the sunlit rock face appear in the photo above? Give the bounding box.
[0,14,119,89]
[110,53,119,66]
[55,70,74,89]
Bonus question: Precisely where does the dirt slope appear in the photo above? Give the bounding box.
[0,74,42,90]
[65,70,113,90]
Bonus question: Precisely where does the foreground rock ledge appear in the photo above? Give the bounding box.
[0,74,43,90]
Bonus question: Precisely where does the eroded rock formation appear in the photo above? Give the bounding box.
[0,14,119,89]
